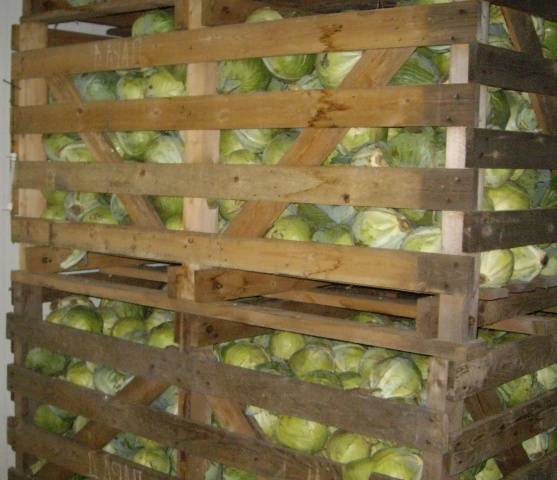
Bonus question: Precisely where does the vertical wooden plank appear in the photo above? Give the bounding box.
[11,283,43,473]
[13,23,48,271]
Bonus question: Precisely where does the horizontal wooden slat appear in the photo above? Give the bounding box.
[6,317,447,449]
[12,1,479,80]
[504,451,557,480]
[463,209,557,252]
[486,315,557,335]
[100,265,168,283]
[265,287,419,318]
[10,270,477,359]
[449,388,557,474]
[470,43,557,97]
[12,84,476,134]
[14,161,478,211]
[490,0,557,23]
[449,333,557,400]
[8,420,175,480]
[12,25,111,51]
[479,286,557,327]
[259,0,397,13]
[466,128,557,170]
[8,366,340,480]
[12,218,475,295]
[22,0,174,23]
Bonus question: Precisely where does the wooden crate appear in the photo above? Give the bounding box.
[6,0,557,479]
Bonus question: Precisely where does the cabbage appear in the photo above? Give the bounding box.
[132,10,174,36]
[523,432,549,461]
[288,344,334,377]
[401,227,441,253]
[133,448,171,473]
[234,129,278,153]
[487,89,511,130]
[316,51,362,88]
[25,347,67,376]
[289,73,323,91]
[222,149,260,165]
[513,169,552,207]
[222,342,269,369]
[410,354,430,382]
[301,370,342,388]
[43,133,79,161]
[165,214,183,230]
[217,199,243,221]
[339,371,363,390]
[147,66,186,98]
[366,356,422,400]
[315,205,357,225]
[44,190,68,207]
[343,447,423,480]
[74,72,119,102]
[339,128,388,154]
[352,312,393,327]
[419,45,450,80]
[269,331,305,360]
[484,169,514,189]
[497,374,542,407]
[352,208,411,249]
[484,181,530,211]
[218,58,271,93]
[541,250,557,277]
[333,343,365,373]
[510,246,547,283]
[116,72,148,100]
[152,196,183,220]
[276,415,329,453]
[389,127,444,168]
[480,249,514,288]
[113,131,159,159]
[536,364,557,391]
[82,206,119,225]
[266,215,312,241]
[245,405,279,440]
[348,142,391,167]
[66,361,95,389]
[358,348,398,383]
[297,203,335,229]
[544,21,557,59]
[59,142,93,163]
[475,459,503,480]
[145,309,174,330]
[109,194,128,224]
[152,386,179,416]
[326,431,371,464]
[262,131,298,165]
[34,405,74,434]
[144,134,184,164]
[391,50,440,86]
[72,415,89,434]
[94,366,132,395]
[312,225,354,246]
[64,192,104,222]
[223,467,256,480]
[111,317,148,343]
[63,306,103,333]
[41,205,66,221]
[100,300,145,319]
[52,295,93,311]
[220,130,245,158]
[147,322,177,349]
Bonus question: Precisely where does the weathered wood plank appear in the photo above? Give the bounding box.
[13,84,477,134]
[466,128,557,170]
[503,451,557,480]
[491,0,557,23]
[14,161,478,211]
[8,366,341,480]
[11,217,475,294]
[6,322,447,449]
[451,388,557,474]
[12,2,479,79]
[478,286,557,327]
[486,315,557,335]
[470,43,557,97]
[12,25,110,50]
[8,421,175,480]
[463,209,557,252]
[450,334,557,400]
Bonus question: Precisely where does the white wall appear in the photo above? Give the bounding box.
[0,8,108,476]
[1,2,23,474]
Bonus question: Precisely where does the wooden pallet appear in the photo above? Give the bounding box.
[7,0,557,479]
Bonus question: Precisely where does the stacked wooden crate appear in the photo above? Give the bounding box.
[6,0,557,478]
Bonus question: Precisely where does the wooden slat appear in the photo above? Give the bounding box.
[101,265,168,283]
[12,25,110,50]
[466,128,557,170]
[46,75,164,229]
[12,1,479,80]
[451,388,557,474]
[491,0,557,23]
[8,366,341,480]
[266,287,418,318]
[478,286,557,327]
[14,161,479,211]
[504,451,557,480]
[7,275,473,359]
[503,7,557,135]
[486,315,557,335]
[463,209,557,252]
[6,320,447,449]
[8,421,175,480]
[13,83,477,134]
[470,43,557,97]
[449,333,557,400]
[22,0,174,23]
[12,217,475,295]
